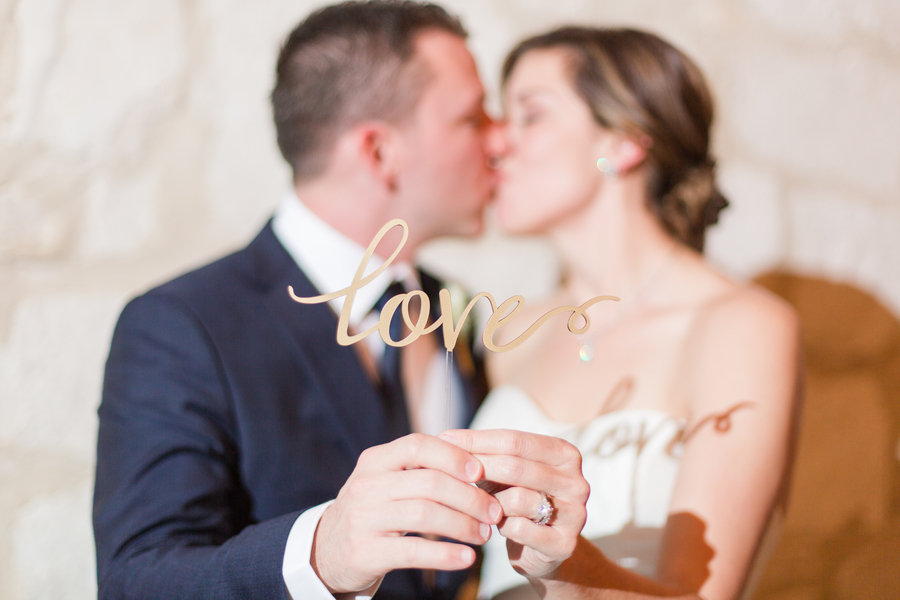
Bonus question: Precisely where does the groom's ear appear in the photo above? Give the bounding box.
[356,121,400,191]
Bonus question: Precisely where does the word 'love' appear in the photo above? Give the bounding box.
[288,219,618,352]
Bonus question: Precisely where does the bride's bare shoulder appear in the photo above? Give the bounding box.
[684,278,801,404]
[672,250,796,335]
[700,280,798,338]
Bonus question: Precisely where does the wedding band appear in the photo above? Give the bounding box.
[532,492,555,526]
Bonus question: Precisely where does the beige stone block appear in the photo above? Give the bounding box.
[705,160,786,280]
[10,0,186,157]
[785,187,881,282]
[442,0,523,99]
[75,173,158,258]
[784,190,900,317]
[4,0,65,143]
[742,0,854,45]
[11,482,96,600]
[0,155,84,260]
[719,40,900,199]
[193,0,310,110]
[200,120,289,239]
[0,448,92,599]
[448,0,732,98]
[744,0,900,58]
[852,1,900,56]
[189,0,301,237]
[0,293,122,458]
[0,1,17,118]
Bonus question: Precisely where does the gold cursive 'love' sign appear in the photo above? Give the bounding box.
[287,219,618,352]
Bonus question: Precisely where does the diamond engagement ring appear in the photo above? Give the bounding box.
[532,492,555,526]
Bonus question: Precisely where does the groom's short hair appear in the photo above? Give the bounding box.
[271,1,467,181]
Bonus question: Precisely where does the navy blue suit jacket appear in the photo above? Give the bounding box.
[93,222,485,599]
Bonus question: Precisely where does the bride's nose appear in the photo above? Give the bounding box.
[485,118,510,168]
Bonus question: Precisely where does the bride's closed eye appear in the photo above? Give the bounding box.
[520,111,542,126]
[509,107,543,128]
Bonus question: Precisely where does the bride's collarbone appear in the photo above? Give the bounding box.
[489,299,694,421]
[508,337,687,423]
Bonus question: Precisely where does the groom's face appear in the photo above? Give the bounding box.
[392,30,501,240]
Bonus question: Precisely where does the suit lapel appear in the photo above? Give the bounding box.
[248,223,397,457]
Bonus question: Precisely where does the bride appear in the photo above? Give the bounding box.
[470,26,802,600]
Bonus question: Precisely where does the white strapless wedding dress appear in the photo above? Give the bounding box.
[470,384,686,599]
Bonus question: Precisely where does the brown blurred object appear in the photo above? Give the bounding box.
[752,271,900,600]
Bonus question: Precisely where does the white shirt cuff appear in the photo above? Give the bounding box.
[282,500,381,600]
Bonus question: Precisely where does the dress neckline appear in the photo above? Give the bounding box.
[486,383,685,430]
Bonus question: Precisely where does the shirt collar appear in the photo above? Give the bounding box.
[271,193,417,327]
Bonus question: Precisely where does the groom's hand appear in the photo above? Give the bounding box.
[310,433,503,595]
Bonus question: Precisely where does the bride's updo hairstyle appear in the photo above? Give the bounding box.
[502,27,728,252]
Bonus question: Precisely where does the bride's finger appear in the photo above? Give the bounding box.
[476,454,588,502]
[440,429,580,468]
[479,454,561,494]
[493,486,550,520]
[496,515,565,559]
[493,487,585,531]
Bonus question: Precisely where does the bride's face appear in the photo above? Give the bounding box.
[496,48,605,234]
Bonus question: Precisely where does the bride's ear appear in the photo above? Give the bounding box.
[593,131,649,176]
[613,135,648,175]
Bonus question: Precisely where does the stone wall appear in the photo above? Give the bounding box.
[1,1,898,598]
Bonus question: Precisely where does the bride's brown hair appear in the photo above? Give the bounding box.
[502,27,728,252]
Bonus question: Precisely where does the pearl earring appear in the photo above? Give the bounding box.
[596,157,619,177]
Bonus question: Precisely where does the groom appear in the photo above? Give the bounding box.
[92,2,507,599]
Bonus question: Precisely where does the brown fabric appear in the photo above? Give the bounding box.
[752,271,900,599]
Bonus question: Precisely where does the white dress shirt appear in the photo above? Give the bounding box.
[272,194,466,599]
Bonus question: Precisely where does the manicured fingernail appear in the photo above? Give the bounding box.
[479,523,491,541]
[489,501,502,522]
[465,460,481,481]
[460,546,474,563]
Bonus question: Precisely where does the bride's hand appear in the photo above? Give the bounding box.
[439,429,589,579]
